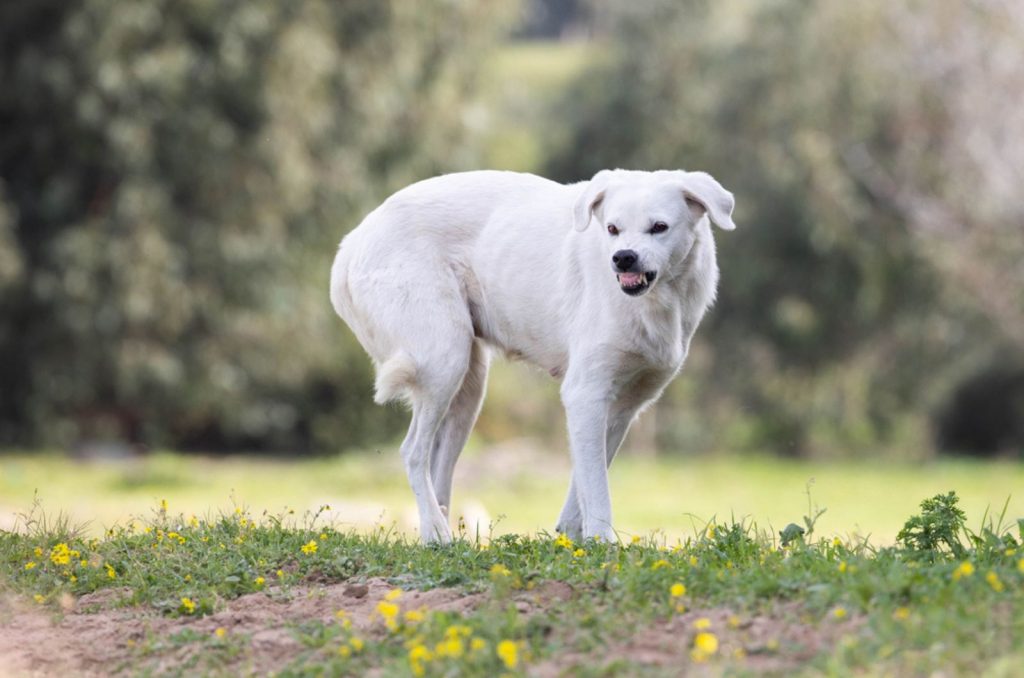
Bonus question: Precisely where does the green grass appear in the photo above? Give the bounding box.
[2,450,1023,543]
[1,492,1022,675]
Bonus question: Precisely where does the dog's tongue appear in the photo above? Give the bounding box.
[619,272,643,287]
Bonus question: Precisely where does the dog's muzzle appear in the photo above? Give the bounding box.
[611,249,656,295]
[617,270,657,296]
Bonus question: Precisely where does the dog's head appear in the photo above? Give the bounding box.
[573,169,736,297]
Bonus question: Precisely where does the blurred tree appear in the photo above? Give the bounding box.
[847,1,1024,347]
[514,0,590,39]
[0,0,514,452]
[549,0,1014,457]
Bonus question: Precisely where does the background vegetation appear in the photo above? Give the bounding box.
[1,0,1022,460]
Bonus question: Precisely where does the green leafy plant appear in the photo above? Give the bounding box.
[896,491,968,559]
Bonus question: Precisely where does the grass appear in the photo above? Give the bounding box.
[1,491,1022,675]
[2,450,1023,543]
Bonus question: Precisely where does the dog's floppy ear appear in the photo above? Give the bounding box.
[573,170,612,232]
[679,171,736,231]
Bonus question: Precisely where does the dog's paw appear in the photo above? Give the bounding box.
[582,523,618,544]
[420,517,453,545]
[555,521,583,542]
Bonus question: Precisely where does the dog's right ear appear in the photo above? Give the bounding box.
[573,170,612,232]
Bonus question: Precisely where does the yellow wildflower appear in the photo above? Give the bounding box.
[694,617,711,630]
[832,606,847,620]
[350,637,364,652]
[105,564,116,579]
[631,535,642,545]
[470,637,487,652]
[33,547,42,557]
[214,627,226,638]
[689,555,699,567]
[572,548,586,558]
[952,561,975,581]
[986,571,1004,593]
[490,563,511,578]
[338,646,351,658]
[50,543,71,566]
[189,515,199,528]
[409,644,433,677]
[651,559,669,570]
[436,635,464,658]
[554,533,573,550]
[496,639,518,669]
[180,597,196,614]
[404,609,425,624]
[277,569,285,579]
[445,624,471,639]
[728,615,741,629]
[691,632,719,662]
[1017,558,1024,574]
[838,561,848,573]
[377,600,400,631]
[893,607,910,621]
[670,582,686,598]
[254,576,265,587]
[33,594,44,604]
[300,540,318,555]
[832,537,842,547]
[160,499,168,512]
[24,561,36,570]
[80,560,88,568]
[384,588,403,602]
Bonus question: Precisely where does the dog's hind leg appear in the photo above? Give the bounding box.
[398,337,476,544]
[430,339,490,525]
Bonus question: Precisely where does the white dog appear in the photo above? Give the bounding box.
[330,169,735,543]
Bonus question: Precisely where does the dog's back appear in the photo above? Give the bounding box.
[330,171,573,403]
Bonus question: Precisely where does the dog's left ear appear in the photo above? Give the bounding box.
[679,171,736,231]
[573,170,612,232]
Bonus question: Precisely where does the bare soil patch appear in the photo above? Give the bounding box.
[0,578,481,677]
[0,580,856,676]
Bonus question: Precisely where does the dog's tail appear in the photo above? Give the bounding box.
[373,351,418,405]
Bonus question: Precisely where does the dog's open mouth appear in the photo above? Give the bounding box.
[617,271,657,296]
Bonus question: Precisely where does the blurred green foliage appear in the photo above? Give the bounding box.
[548,0,1024,458]
[1,0,1020,457]
[0,0,514,451]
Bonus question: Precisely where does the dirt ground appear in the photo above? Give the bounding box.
[0,578,859,676]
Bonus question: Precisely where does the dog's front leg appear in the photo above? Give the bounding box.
[561,374,616,542]
[556,402,638,539]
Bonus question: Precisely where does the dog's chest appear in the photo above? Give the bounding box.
[624,305,689,371]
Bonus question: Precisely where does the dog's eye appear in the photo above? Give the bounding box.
[607,224,620,236]
[649,222,669,234]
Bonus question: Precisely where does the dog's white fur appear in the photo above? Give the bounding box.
[330,169,735,543]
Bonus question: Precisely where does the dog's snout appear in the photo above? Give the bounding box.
[612,249,638,272]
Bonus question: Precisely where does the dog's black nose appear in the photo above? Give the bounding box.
[612,249,638,271]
